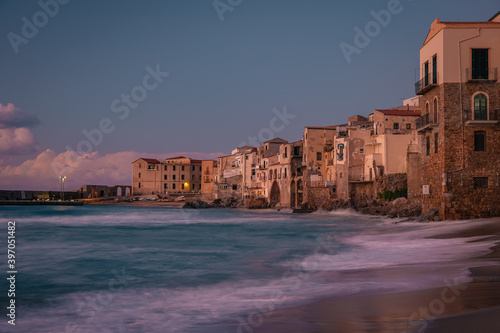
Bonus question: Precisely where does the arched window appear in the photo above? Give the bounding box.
[433,98,438,123]
[473,93,488,120]
[425,102,430,115]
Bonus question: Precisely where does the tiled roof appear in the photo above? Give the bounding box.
[165,156,187,160]
[135,158,161,164]
[375,109,421,117]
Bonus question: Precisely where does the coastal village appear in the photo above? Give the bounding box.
[131,13,500,220]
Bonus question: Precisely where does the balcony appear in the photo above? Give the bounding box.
[465,67,498,82]
[415,72,438,95]
[415,113,438,132]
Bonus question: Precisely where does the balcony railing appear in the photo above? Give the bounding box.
[415,72,438,95]
[415,113,438,131]
[465,67,498,82]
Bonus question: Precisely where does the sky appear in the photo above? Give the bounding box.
[0,0,498,190]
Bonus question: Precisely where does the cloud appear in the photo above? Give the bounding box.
[0,103,39,156]
[0,150,223,191]
[0,127,37,155]
[0,103,40,129]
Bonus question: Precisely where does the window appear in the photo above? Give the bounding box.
[424,61,429,86]
[294,147,300,155]
[164,175,167,180]
[181,183,184,189]
[164,184,167,190]
[138,163,142,169]
[164,166,167,171]
[192,184,195,190]
[284,168,287,178]
[284,147,287,158]
[433,98,438,123]
[393,123,399,130]
[173,175,176,180]
[474,131,486,151]
[472,49,489,80]
[426,137,430,156]
[245,155,248,160]
[173,166,176,171]
[434,133,439,154]
[232,184,238,190]
[359,148,364,154]
[316,152,322,161]
[181,166,185,171]
[426,102,430,115]
[406,123,411,130]
[181,175,185,180]
[473,177,488,189]
[192,175,195,180]
[432,55,437,84]
[474,93,488,120]
[138,182,141,188]
[192,166,195,171]
[172,183,176,190]
[138,172,141,178]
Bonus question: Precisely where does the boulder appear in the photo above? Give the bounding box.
[246,198,268,209]
[183,200,212,209]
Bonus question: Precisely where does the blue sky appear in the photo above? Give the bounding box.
[0,0,498,189]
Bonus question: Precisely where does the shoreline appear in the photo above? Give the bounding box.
[248,218,500,333]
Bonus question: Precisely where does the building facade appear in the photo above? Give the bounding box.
[132,157,202,196]
[410,14,500,219]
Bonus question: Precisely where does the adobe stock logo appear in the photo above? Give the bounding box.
[7,0,71,54]
[339,0,404,64]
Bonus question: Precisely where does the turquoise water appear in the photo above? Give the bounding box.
[0,206,495,332]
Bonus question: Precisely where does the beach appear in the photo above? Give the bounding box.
[253,219,500,333]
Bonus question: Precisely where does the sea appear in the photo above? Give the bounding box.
[0,205,497,333]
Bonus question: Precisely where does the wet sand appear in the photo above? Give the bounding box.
[252,218,500,333]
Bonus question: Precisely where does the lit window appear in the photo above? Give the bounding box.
[406,123,411,130]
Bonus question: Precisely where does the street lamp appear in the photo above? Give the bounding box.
[60,176,67,201]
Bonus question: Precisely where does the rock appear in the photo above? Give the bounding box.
[416,207,439,222]
[246,198,268,209]
[183,200,212,209]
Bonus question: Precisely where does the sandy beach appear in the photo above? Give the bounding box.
[250,218,500,333]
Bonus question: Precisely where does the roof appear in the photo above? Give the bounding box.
[264,137,288,144]
[165,156,187,160]
[490,10,500,21]
[374,109,421,117]
[423,18,500,46]
[305,125,338,130]
[190,160,202,164]
[133,158,161,164]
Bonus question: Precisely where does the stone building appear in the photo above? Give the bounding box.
[78,185,131,198]
[409,13,500,219]
[201,160,217,200]
[132,157,202,196]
